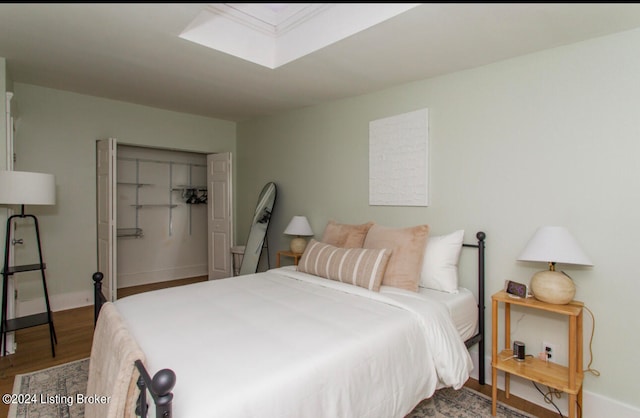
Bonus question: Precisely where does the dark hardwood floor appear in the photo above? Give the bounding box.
[0,276,558,418]
[0,305,94,418]
[116,275,207,299]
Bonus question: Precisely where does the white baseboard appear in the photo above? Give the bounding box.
[470,350,640,418]
[16,266,207,314]
[583,390,640,418]
[18,289,93,315]
[117,264,207,288]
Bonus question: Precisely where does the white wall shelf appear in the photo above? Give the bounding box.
[117,227,144,238]
[118,182,153,187]
[131,204,178,208]
[173,185,207,190]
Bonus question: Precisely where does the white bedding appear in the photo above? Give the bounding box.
[114,266,473,418]
[418,287,478,342]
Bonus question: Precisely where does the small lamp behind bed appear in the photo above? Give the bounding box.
[517,226,592,305]
[284,216,314,254]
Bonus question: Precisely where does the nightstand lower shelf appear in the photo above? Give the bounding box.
[494,349,583,395]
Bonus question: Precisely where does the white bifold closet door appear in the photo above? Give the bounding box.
[96,138,117,301]
[207,153,232,280]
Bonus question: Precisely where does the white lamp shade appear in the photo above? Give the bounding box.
[517,226,592,266]
[0,170,56,205]
[284,216,313,236]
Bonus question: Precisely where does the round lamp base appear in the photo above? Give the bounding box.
[530,270,576,305]
[290,237,307,254]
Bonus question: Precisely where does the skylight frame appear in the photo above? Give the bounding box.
[179,3,420,69]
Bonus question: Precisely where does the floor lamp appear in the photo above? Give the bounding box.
[0,170,57,356]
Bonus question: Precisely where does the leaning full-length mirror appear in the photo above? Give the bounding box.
[238,182,277,275]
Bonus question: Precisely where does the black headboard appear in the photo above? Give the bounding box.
[462,231,486,385]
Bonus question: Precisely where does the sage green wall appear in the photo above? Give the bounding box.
[11,83,235,307]
[237,28,640,409]
[0,59,8,299]
[0,57,6,167]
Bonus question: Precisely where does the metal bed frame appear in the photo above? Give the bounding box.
[462,231,486,386]
[92,231,486,417]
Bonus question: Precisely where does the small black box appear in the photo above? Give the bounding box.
[513,341,525,361]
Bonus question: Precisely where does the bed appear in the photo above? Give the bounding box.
[89,227,486,418]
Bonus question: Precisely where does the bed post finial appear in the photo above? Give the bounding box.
[93,272,105,326]
[476,231,486,242]
[92,271,103,284]
[153,369,176,417]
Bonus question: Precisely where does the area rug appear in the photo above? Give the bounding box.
[407,386,536,418]
[8,358,89,418]
[10,358,534,418]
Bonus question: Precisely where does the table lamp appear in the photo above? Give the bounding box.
[284,216,313,254]
[517,226,592,304]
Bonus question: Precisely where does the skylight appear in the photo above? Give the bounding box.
[179,3,420,69]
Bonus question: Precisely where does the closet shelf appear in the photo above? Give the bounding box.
[118,154,208,238]
[118,182,153,187]
[117,228,144,238]
[131,204,178,208]
[173,185,207,191]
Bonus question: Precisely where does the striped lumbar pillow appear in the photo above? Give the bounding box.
[297,239,392,292]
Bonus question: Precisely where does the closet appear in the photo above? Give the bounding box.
[116,145,208,289]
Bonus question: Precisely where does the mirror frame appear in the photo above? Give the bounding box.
[238,182,277,275]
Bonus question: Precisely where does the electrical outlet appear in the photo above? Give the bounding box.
[542,341,556,361]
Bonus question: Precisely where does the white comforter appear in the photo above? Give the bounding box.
[114,267,473,418]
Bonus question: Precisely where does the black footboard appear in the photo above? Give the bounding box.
[92,272,176,418]
[135,360,176,418]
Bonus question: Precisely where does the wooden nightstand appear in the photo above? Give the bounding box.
[276,250,302,267]
[491,290,584,418]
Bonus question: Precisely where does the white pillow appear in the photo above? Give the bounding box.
[419,230,464,293]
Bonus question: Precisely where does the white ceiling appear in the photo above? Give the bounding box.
[2,3,640,122]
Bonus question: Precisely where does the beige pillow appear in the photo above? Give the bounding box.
[321,220,375,248]
[297,239,392,292]
[363,224,430,292]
